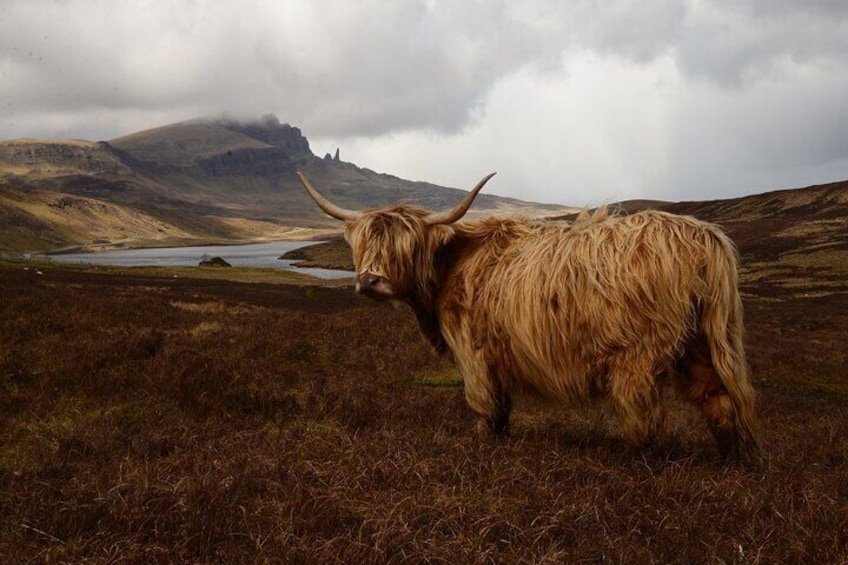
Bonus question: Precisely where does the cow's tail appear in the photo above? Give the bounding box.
[700,230,761,462]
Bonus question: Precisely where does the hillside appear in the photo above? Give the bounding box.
[537,181,848,302]
[0,116,566,253]
[0,184,194,252]
[659,180,848,300]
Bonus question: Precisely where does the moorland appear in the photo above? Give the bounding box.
[1,179,847,562]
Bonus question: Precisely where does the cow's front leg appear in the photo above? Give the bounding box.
[460,357,512,437]
[472,386,512,437]
[608,356,667,448]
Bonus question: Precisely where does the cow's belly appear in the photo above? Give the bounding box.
[503,337,600,404]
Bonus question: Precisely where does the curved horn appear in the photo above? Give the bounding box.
[297,172,361,222]
[424,172,497,226]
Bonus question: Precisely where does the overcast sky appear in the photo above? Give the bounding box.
[2,0,848,206]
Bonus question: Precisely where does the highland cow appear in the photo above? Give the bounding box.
[298,171,760,461]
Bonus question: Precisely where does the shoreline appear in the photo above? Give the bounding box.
[41,239,353,279]
[40,229,345,257]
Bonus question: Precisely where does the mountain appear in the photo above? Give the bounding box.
[1,115,846,274]
[0,115,566,253]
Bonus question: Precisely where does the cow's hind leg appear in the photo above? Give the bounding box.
[609,360,667,449]
[677,337,754,461]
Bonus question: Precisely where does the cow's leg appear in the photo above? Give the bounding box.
[473,388,511,437]
[609,360,666,449]
[459,357,512,437]
[677,338,746,460]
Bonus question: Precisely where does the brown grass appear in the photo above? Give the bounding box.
[1,262,847,563]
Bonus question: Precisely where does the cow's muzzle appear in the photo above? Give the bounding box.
[355,272,393,299]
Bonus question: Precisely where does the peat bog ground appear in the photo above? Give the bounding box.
[0,259,846,563]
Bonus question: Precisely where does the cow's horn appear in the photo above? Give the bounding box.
[297,172,361,222]
[424,172,497,226]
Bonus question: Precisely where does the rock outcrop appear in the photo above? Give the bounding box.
[199,256,231,267]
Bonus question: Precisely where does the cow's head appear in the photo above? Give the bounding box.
[297,172,496,302]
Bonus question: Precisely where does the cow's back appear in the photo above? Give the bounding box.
[440,209,734,402]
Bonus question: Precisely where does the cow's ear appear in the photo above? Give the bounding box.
[428,224,455,249]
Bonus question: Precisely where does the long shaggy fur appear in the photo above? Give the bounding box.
[344,206,760,461]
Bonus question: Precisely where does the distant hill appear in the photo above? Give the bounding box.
[544,180,848,266]
[676,182,848,301]
[620,181,848,300]
[0,115,566,253]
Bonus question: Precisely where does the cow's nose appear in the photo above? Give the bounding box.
[355,273,380,294]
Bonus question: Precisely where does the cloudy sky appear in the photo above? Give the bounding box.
[2,0,847,206]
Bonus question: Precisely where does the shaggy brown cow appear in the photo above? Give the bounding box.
[298,172,760,461]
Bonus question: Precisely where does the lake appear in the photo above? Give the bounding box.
[50,241,353,280]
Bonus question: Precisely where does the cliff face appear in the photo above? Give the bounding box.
[196,147,301,177]
[194,115,312,177]
[213,115,312,159]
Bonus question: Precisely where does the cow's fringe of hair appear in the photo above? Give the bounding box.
[344,206,453,303]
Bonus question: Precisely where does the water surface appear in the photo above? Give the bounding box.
[51,241,352,280]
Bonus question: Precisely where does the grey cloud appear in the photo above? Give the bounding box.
[3,0,847,139]
[580,0,688,63]
[0,0,846,205]
[511,0,848,88]
[1,1,553,138]
[674,0,848,86]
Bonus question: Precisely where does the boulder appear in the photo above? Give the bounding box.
[199,256,231,267]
